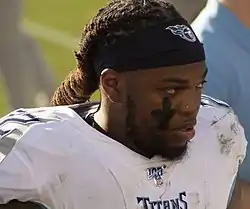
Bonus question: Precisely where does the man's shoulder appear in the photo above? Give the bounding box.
[198,95,247,161]
[0,106,88,162]
[199,94,238,128]
[200,94,231,109]
[0,106,110,207]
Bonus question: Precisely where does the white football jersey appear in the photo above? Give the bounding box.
[0,95,247,209]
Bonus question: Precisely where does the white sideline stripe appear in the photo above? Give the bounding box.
[22,19,79,49]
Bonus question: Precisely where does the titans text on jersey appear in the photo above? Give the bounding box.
[137,192,188,209]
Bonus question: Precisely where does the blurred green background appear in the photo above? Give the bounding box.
[0,0,107,115]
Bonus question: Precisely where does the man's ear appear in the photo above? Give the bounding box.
[99,69,126,103]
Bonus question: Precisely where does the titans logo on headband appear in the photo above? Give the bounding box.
[166,25,197,42]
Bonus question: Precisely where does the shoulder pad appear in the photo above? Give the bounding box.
[201,94,231,109]
[0,108,61,161]
[70,102,100,118]
[199,96,247,163]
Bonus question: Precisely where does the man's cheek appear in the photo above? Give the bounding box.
[150,97,175,130]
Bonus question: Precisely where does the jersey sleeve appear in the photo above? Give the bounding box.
[0,108,64,207]
[0,140,42,204]
[201,95,247,165]
[233,114,247,166]
[201,95,247,208]
[0,108,127,209]
[218,106,247,166]
[225,113,247,206]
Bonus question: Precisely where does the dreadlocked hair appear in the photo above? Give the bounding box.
[51,0,182,106]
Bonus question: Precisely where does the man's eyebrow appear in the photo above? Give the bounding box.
[160,68,208,84]
[160,78,189,84]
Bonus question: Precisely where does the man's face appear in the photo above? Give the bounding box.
[123,61,207,160]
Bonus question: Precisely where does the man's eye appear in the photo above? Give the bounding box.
[196,80,207,88]
[166,87,186,94]
[157,86,185,95]
[167,89,176,94]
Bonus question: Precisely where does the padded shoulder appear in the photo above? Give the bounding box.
[0,107,63,162]
[199,95,247,164]
[201,94,231,109]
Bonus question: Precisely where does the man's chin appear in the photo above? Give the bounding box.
[160,144,188,161]
[161,130,194,147]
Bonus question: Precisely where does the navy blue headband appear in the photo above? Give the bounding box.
[93,19,205,75]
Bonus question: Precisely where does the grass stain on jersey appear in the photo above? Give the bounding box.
[217,133,235,155]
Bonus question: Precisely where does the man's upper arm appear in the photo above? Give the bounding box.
[227,110,248,209]
[227,179,250,209]
[0,200,46,209]
[0,109,63,207]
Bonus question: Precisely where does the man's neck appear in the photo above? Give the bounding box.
[220,0,250,29]
[93,106,147,156]
[93,106,127,144]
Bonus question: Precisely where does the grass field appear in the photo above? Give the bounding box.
[0,0,107,116]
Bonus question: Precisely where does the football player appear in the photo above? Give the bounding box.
[0,0,249,208]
